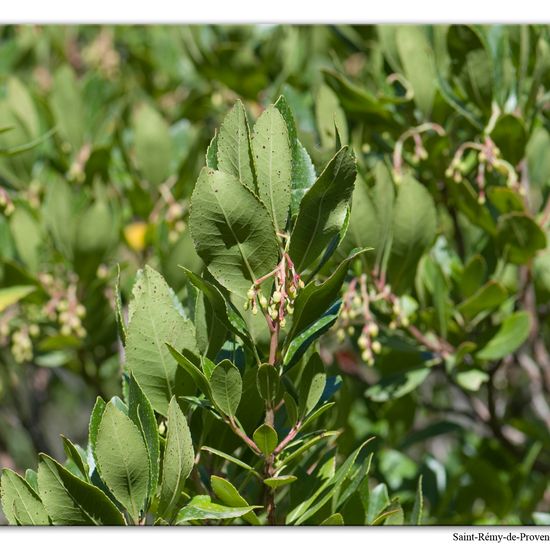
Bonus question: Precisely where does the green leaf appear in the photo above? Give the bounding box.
[253,424,278,456]
[125,265,198,415]
[61,436,89,480]
[50,65,84,148]
[288,249,367,344]
[176,495,257,524]
[496,213,546,265]
[274,95,316,215]
[127,374,160,500]
[206,131,219,169]
[277,431,339,469]
[251,105,292,232]
[366,483,391,525]
[316,84,348,148]
[487,187,525,214]
[387,175,436,293]
[287,440,371,525]
[457,281,507,320]
[88,396,106,468]
[158,397,194,520]
[210,475,260,525]
[210,359,242,417]
[298,352,326,417]
[10,207,41,271]
[256,363,280,405]
[341,163,394,273]
[283,307,340,370]
[6,78,39,138]
[366,367,430,402]
[396,26,437,116]
[284,391,298,427]
[182,267,254,351]
[411,475,423,525]
[167,344,212,399]
[322,69,394,122]
[289,146,357,271]
[321,513,344,525]
[115,265,127,346]
[0,469,50,525]
[490,114,527,166]
[37,454,125,525]
[216,100,256,192]
[132,103,173,185]
[459,255,487,297]
[95,403,150,523]
[477,311,531,361]
[201,446,261,478]
[0,285,35,313]
[455,369,489,391]
[189,167,279,298]
[263,475,297,489]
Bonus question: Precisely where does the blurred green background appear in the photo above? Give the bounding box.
[2,25,550,525]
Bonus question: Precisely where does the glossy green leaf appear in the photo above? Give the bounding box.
[0,469,49,525]
[283,308,340,370]
[253,424,278,456]
[210,475,260,525]
[263,475,297,488]
[477,311,531,361]
[455,369,489,391]
[189,167,279,298]
[37,454,125,525]
[251,105,292,233]
[125,265,198,415]
[289,146,357,271]
[176,495,257,524]
[210,359,242,417]
[201,446,261,477]
[158,397,194,520]
[95,403,150,523]
[321,513,344,525]
[217,100,255,191]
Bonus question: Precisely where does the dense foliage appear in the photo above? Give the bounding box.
[1,24,550,525]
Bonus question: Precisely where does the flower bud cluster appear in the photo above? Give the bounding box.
[244,252,304,329]
[445,137,518,204]
[41,273,87,339]
[336,275,413,366]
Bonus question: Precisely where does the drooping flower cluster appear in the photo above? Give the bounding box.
[336,274,410,366]
[244,252,304,330]
[41,272,87,339]
[445,136,519,204]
